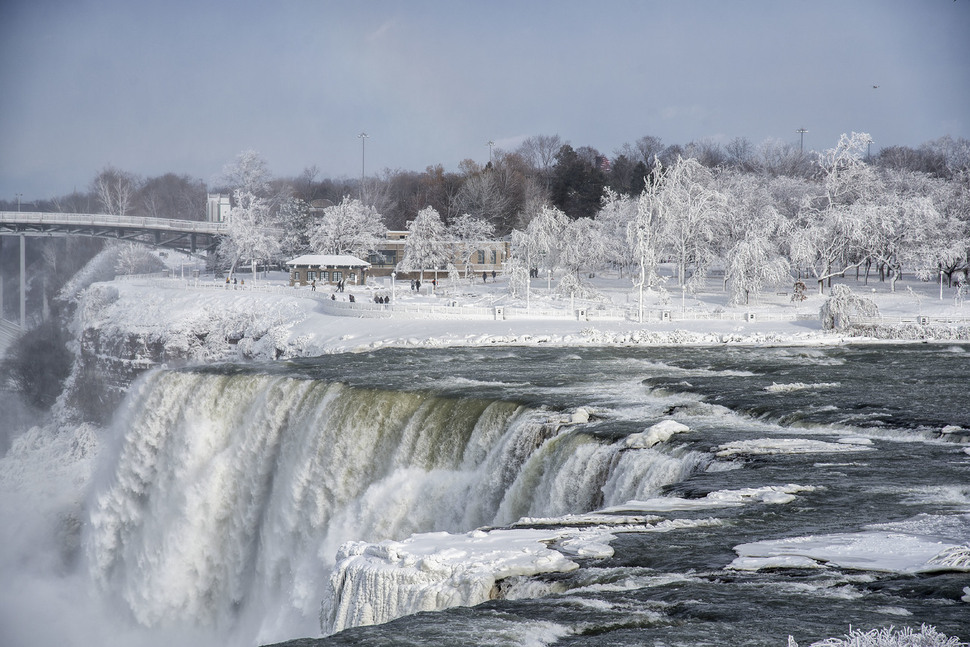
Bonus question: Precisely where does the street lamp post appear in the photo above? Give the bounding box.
[796,128,808,154]
[357,132,369,200]
[16,193,22,212]
[487,140,494,164]
[391,271,396,304]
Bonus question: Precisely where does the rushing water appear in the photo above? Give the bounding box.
[2,344,969,646]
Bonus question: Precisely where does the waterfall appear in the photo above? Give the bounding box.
[85,367,706,641]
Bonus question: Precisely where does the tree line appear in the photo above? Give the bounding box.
[3,132,969,307]
[5,132,968,234]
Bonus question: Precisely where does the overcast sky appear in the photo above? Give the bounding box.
[2,0,968,202]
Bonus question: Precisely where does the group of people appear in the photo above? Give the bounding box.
[373,294,390,304]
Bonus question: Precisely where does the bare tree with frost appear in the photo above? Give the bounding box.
[92,166,139,216]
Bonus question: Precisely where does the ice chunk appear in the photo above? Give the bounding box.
[622,420,690,449]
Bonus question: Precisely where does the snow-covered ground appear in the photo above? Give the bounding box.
[95,254,970,361]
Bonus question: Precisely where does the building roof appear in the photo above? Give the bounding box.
[286,254,371,268]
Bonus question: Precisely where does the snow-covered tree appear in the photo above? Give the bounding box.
[657,156,724,289]
[725,237,790,305]
[309,196,387,260]
[560,217,604,277]
[449,213,495,277]
[220,150,271,197]
[398,206,449,279]
[218,190,282,279]
[595,188,638,276]
[515,204,568,273]
[791,133,879,293]
[717,173,791,304]
[274,197,313,257]
[857,195,944,292]
[627,180,665,321]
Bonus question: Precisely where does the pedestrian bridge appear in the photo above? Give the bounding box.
[1,211,232,329]
[0,211,228,253]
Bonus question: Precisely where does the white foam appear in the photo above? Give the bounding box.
[764,382,840,393]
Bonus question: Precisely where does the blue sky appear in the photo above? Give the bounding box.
[2,0,968,201]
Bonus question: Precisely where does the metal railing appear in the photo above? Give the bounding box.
[1,211,229,234]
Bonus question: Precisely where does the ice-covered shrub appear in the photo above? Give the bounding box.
[819,284,879,330]
[554,272,605,302]
[789,624,967,647]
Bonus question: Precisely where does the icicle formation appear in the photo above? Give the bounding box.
[86,368,705,631]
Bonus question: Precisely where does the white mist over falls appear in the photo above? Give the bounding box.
[2,345,969,646]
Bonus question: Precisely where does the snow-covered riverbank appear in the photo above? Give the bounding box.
[85,267,969,362]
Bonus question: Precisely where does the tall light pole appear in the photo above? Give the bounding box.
[357,132,368,200]
[16,193,22,212]
[796,128,808,154]
[487,140,494,164]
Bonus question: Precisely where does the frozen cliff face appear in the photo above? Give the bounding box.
[57,282,311,423]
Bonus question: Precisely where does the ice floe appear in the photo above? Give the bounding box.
[716,438,874,457]
[730,530,970,574]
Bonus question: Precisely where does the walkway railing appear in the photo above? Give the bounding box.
[0,211,228,235]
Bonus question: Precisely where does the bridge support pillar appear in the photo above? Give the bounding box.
[0,237,4,321]
[20,234,26,329]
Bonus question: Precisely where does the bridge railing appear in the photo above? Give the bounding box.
[0,211,229,235]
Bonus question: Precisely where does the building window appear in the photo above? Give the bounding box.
[321,271,329,282]
[307,271,316,281]
[333,271,343,283]
[490,250,497,264]
[477,250,485,265]
[291,272,299,282]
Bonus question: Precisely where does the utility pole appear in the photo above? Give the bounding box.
[357,132,369,201]
[796,128,808,154]
[487,140,494,164]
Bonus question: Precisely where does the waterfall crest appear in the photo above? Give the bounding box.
[85,367,705,638]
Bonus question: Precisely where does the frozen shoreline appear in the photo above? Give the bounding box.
[70,270,970,366]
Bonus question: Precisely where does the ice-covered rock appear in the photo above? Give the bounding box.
[622,420,690,449]
[321,526,615,634]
